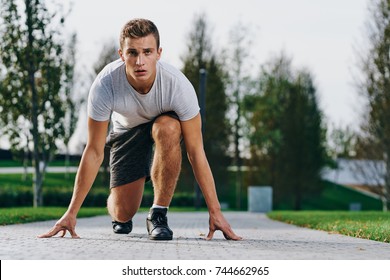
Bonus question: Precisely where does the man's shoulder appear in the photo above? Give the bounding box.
[158,61,187,80]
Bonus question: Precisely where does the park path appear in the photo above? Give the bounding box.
[1,211,390,260]
[0,166,78,174]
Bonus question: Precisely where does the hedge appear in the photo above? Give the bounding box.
[0,186,204,208]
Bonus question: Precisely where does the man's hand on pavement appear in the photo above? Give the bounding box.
[37,213,79,239]
[206,211,242,241]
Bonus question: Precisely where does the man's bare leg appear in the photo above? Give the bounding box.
[151,115,182,206]
[107,177,145,233]
[147,115,181,240]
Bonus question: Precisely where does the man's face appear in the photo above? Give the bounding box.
[119,34,162,93]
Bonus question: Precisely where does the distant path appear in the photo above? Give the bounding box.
[0,166,78,174]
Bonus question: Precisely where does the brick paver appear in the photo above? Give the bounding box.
[1,212,390,260]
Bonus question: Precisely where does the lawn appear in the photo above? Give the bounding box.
[0,207,108,225]
[0,173,78,188]
[268,211,390,243]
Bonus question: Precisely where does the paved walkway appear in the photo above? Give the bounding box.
[1,212,390,260]
[0,166,78,174]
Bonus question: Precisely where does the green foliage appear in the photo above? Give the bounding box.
[226,22,256,210]
[243,54,329,210]
[0,0,68,151]
[282,180,383,211]
[93,41,120,76]
[0,207,109,225]
[268,211,390,242]
[63,33,81,149]
[0,0,76,206]
[355,0,390,210]
[223,169,381,211]
[0,186,199,209]
[327,124,358,159]
[180,14,231,198]
[0,171,382,210]
[0,172,200,208]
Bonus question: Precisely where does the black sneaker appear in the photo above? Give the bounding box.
[146,208,173,240]
[112,220,133,234]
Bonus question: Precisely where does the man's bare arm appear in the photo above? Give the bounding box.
[38,118,109,238]
[181,113,242,240]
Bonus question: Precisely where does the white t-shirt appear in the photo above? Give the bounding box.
[88,59,200,133]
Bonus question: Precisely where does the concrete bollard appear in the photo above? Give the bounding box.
[248,186,273,213]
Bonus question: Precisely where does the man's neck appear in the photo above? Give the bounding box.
[126,73,155,95]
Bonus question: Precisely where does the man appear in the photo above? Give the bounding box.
[38,18,241,241]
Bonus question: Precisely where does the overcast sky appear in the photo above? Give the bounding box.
[67,0,369,124]
[1,0,372,151]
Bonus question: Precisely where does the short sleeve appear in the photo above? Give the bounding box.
[172,77,200,121]
[87,78,113,121]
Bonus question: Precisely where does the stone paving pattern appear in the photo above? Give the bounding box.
[1,212,390,260]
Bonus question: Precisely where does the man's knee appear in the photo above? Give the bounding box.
[152,116,181,144]
[107,194,129,221]
[107,181,144,222]
[108,196,137,222]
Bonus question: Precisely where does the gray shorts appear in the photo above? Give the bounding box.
[106,112,178,188]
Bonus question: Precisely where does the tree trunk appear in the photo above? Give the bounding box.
[381,196,388,212]
[383,159,390,212]
[234,91,242,210]
[26,0,43,207]
[381,185,388,212]
[22,147,29,182]
[234,116,242,210]
[32,165,43,207]
[65,145,70,179]
[294,185,302,210]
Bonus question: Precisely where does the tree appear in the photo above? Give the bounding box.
[244,54,328,210]
[327,124,358,160]
[244,55,292,191]
[278,70,327,210]
[226,21,255,209]
[181,13,231,206]
[63,33,81,178]
[355,0,390,211]
[92,41,119,78]
[0,0,75,207]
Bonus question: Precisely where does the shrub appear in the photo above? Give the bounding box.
[0,186,199,208]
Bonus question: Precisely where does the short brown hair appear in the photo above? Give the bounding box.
[119,19,160,49]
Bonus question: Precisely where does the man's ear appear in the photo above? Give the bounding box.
[118,48,124,61]
[157,47,162,60]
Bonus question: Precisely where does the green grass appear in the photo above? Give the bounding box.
[305,181,383,211]
[0,172,108,189]
[268,211,390,243]
[0,173,76,188]
[0,160,23,167]
[0,207,109,225]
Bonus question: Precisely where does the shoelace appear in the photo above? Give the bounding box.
[151,213,168,227]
